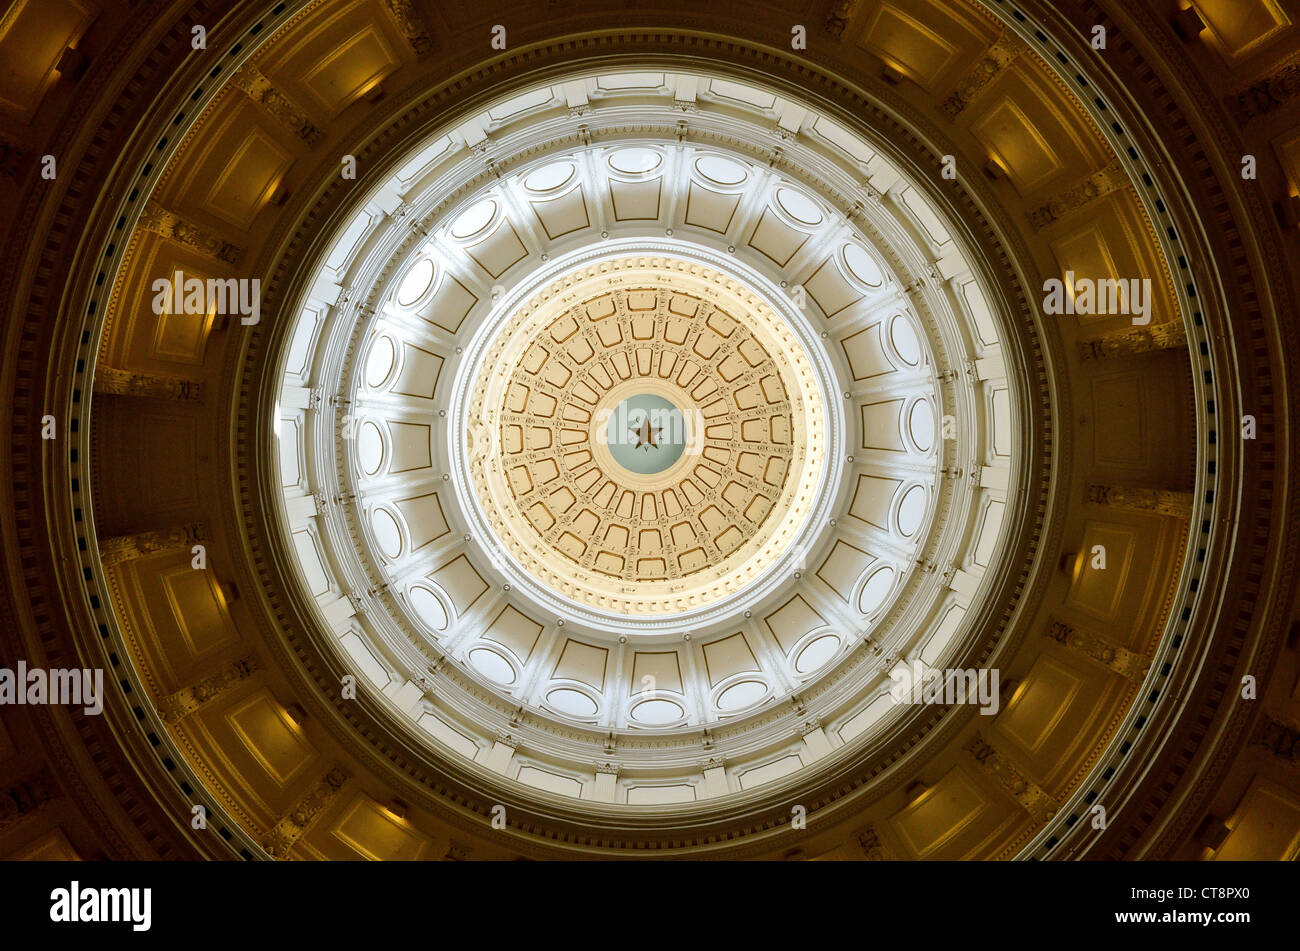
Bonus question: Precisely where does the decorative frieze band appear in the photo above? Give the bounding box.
[230,63,323,147]
[0,767,57,833]
[443,839,472,861]
[1028,162,1127,230]
[940,30,1028,119]
[1078,321,1188,360]
[93,367,204,402]
[966,733,1058,823]
[824,1,862,39]
[1085,483,1193,518]
[1232,61,1300,120]
[383,0,434,58]
[261,765,349,858]
[157,654,261,724]
[100,523,205,566]
[857,824,893,860]
[1046,619,1150,683]
[1257,715,1300,767]
[138,201,244,264]
[0,139,27,179]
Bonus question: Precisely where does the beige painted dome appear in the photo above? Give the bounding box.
[463,255,826,615]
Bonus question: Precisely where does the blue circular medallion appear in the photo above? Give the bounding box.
[605,394,686,475]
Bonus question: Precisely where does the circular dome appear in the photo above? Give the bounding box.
[35,0,1284,867]
[459,253,828,618]
[270,65,1018,813]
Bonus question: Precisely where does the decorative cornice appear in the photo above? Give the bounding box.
[158,654,262,724]
[100,523,205,566]
[94,367,204,401]
[137,200,245,265]
[261,765,350,859]
[940,29,1028,119]
[230,62,323,147]
[1078,321,1188,360]
[1027,162,1127,230]
[966,733,1058,824]
[382,0,435,59]
[1046,619,1149,683]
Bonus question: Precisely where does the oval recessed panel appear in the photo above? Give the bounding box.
[524,161,575,192]
[450,198,496,239]
[365,336,396,388]
[897,484,927,537]
[630,697,684,725]
[370,508,402,559]
[716,680,767,712]
[608,147,661,174]
[858,565,895,615]
[469,648,515,685]
[890,315,922,366]
[357,421,384,475]
[844,244,883,287]
[547,688,598,717]
[408,586,448,632]
[795,634,840,674]
[775,186,823,225]
[908,400,935,452]
[695,155,747,185]
[396,258,434,305]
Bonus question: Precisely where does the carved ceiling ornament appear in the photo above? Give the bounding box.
[266,60,1019,821]
[464,255,825,615]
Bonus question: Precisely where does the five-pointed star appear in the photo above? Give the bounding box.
[630,416,663,451]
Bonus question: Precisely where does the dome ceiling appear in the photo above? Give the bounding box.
[273,69,1016,801]
[463,254,825,616]
[5,0,1295,864]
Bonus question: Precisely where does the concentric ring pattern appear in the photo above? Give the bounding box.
[13,0,1287,862]
[273,69,1018,800]
[464,254,824,616]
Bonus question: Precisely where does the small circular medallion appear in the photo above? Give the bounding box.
[604,394,686,475]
